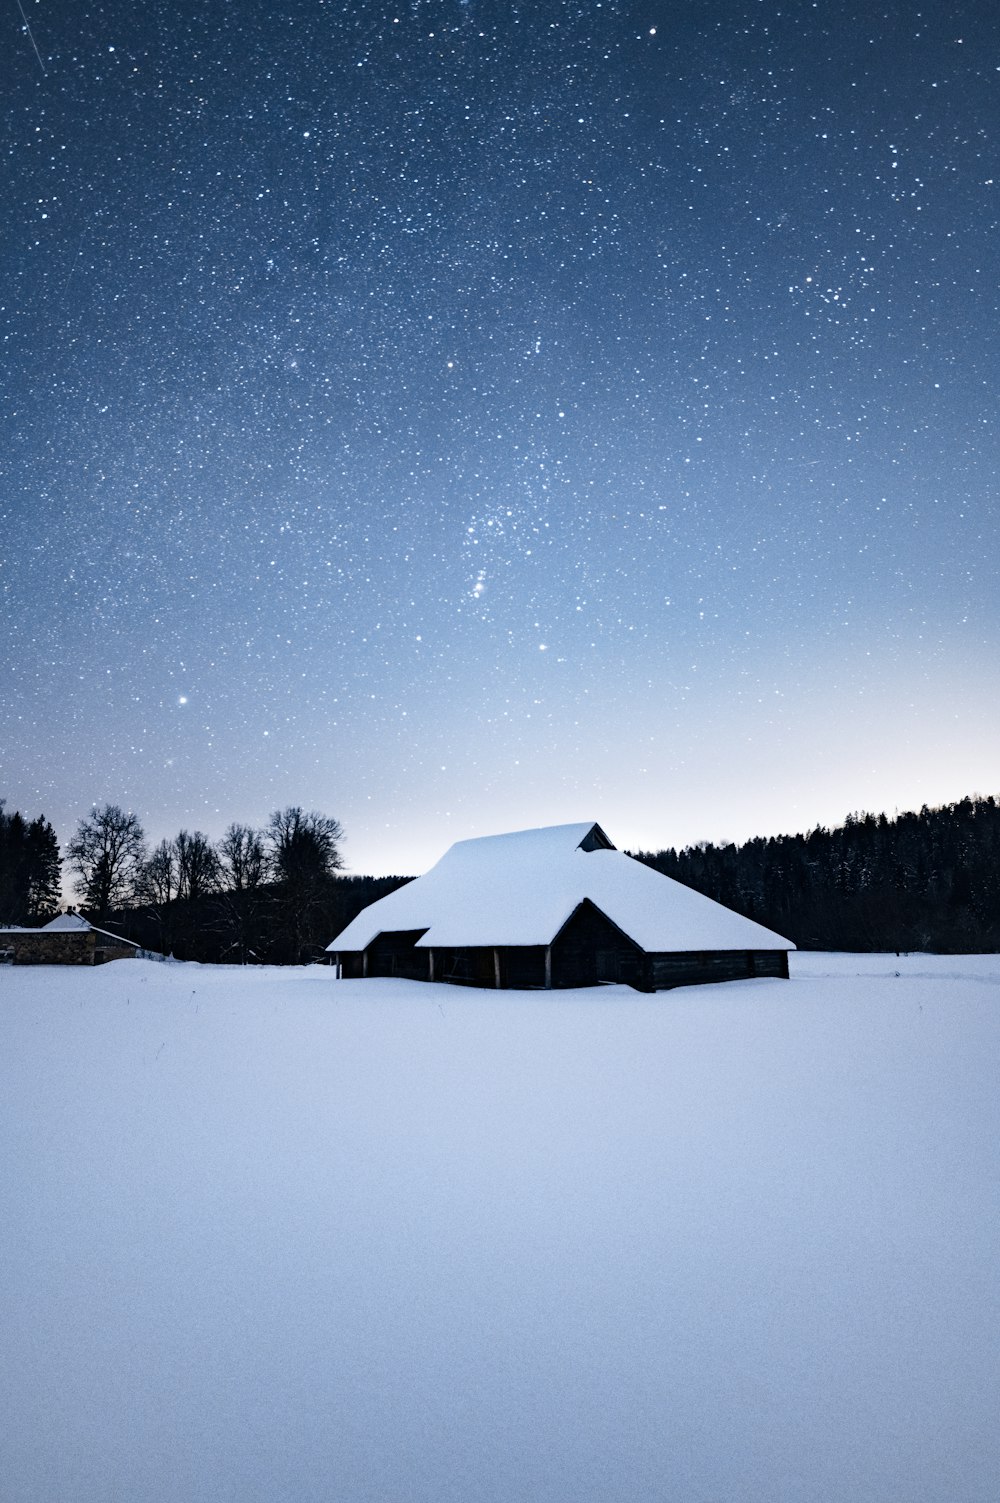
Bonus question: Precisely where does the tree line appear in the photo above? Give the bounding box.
[631,794,1000,952]
[4,792,999,958]
[1,800,409,964]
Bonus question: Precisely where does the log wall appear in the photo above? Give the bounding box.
[646,950,789,989]
[333,931,790,993]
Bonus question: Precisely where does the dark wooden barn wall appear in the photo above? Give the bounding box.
[550,901,645,988]
[362,930,431,981]
[646,949,789,989]
[334,920,790,992]
[430,946,549,988]
[336,940,549,987]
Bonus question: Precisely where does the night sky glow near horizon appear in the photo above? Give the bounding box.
[3,0,998,877]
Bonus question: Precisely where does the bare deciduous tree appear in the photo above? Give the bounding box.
[140,840,177,906]
[266,807,344,962]
[67,804,146,923]
[137,839,177,955]
[174,830,219,902]
[215,823,269,963]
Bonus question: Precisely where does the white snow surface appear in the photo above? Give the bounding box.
[2,953,998,1502]
[329,821,794,952]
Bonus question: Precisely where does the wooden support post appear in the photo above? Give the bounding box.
[494,948,501,988]
[544,946,552,989]
[362,950,368,978]
[428,950,435,982]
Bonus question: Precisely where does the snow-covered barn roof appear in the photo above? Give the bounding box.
[328,822,795,954]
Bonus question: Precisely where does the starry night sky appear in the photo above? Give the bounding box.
[3,0,998,875]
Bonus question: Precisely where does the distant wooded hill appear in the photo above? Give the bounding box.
[631,795,1000,953]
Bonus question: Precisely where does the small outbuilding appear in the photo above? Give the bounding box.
[327,822,794,991]
[0,912,140,966]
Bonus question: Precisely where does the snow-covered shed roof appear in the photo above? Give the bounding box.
[328,822,795,954]
[40,913,139,946]
[2,917,87,934]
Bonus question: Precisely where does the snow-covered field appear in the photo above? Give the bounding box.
[2,954,998,1502]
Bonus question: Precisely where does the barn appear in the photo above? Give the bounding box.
[327,822,794,991]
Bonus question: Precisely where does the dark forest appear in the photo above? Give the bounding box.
[632,795,1000,953]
